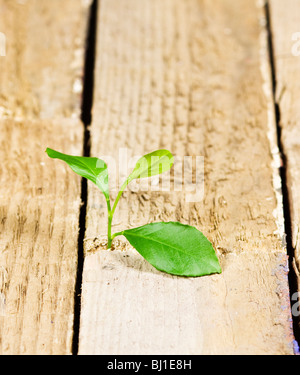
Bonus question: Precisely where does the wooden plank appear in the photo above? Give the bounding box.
[269,0,300,327]
[0,119,82,354]
[0,0,89,354]
[79,0,295,354]
[0,0,90,119]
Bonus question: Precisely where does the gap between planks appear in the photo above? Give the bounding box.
[268,0,300,347]
[72,0,98,355]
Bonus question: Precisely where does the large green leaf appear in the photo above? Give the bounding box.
[46,148,109,200]
[128,149,174,182]
[118,221,221,277]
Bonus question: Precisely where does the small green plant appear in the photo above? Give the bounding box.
[46,148,221,277]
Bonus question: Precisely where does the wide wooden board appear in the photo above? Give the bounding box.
[79,0,295,354]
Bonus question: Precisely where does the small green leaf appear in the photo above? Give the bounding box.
[46,148,109,200]
[119,221,221,277]
[128,149,174,181]
[110,150,174,217]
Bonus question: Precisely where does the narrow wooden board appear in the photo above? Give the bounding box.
[0,0,89,354]
[0,0,90,119]
[0,119,82,354]
[269,0,300,326]
[79,0,295,354]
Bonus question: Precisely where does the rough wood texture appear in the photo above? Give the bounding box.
[79,0,295,354]
[0,0,90,119]
[269,0,300,324]
[0,0,89,354]
[0,119,82,354]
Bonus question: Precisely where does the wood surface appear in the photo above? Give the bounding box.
[0,0,89,119]
[269,0,300,325]
[0,0,298,355]
[78,0,295,354]
[0,119,83,354]
[0,0,88,354]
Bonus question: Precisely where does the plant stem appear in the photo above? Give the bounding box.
[107,215,112,249]
[111,231,123,240]
[107,178,131,249]
[111,179,130,217]
[106,198,112,249]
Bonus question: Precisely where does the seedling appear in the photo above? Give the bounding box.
[46,148,221,277]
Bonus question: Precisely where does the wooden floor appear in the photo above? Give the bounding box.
[0,0,299,355]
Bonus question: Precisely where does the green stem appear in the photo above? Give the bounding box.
[106,198,112,249]
[107,217,112,249]
[111,230,124,240]
[107,178,131,249]
[111,179,130,217]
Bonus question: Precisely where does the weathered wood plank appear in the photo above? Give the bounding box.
[79,0,294,354]
[0,119,82,354]
[0,0,90,119]
[0,0,89,354]
[269,0,300,334]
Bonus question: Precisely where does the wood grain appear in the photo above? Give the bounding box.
[0,0,90,119]
[79,0,295,354]
[0,0,89,354]
[0,119,83,354]
[269,0,300,333]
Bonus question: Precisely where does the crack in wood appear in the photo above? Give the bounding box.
[72,0,98,355]
[265,0,300,350]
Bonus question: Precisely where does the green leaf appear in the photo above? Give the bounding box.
[119,221,221,277]
[46,148,109,200]
[110,149,174,217]
[128,149,174,181]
